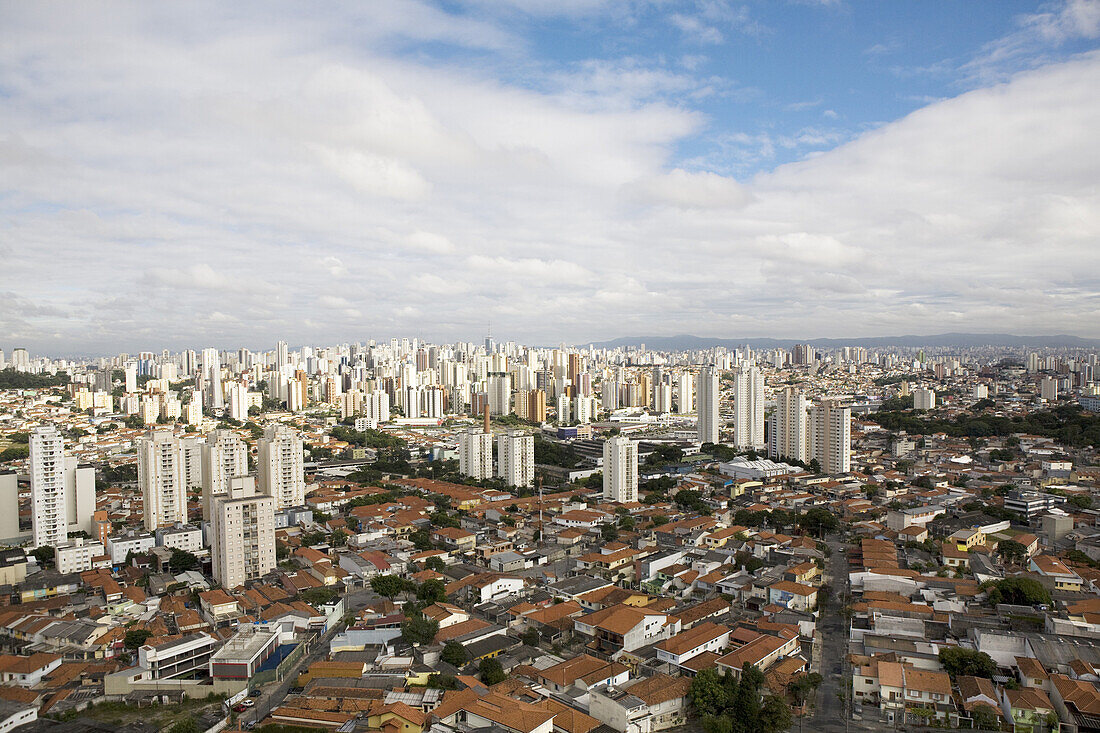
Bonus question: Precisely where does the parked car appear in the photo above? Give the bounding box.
[250,690,261,698]
[233,704,247,713]
[242,699,255,708]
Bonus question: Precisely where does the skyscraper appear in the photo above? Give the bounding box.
[459,427,493,480]
[731,363,764,449]
[201,429,249,520]
[810,399,851,474]
[138,428,187,530]
[201,347,223,410]
[769,387,808,464]
[30,426,67,548]
[257,424,305,510]
[677,372,693,414]
[603,436,638,504]
[210,476,275,590]
[497,431,534,488]
[697,366,720,444]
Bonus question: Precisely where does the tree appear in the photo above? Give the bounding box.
[983,577,1051,607]
[30,546,54,568]
[938,647,998,679]
[689,668,728,717]
[168,719,199,733]
[996,540,1027,566]
[730,664,764,731]
[1070,494,1093,510]
[441,641,467,666]
[479,657,506,685]
[168,548,200,573]
[970,705,1001,730]
[371,574,406,600]
[401,613,439,645]
[758,695,792,733]
[417,579,447,604]
[124,628,152,649]
[601,524,619,542]
[424,555,445,572]
[788,672,823,708]
[521,627,541,647]
[331,529,348,547]
[409,529,434,551]
[799,507,839,537]
[427,673,459,690]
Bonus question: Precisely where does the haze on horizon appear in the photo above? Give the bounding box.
[2,0,1099,355]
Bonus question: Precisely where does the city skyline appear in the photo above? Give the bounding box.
[2,1,1100,353]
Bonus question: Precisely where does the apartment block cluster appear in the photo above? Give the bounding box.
[0,338,1099,733]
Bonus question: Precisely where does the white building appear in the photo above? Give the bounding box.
[201,347,223,410]
[574,395,596,424]
[106,531,156,564]
[497,431,534,488]
[54,538,106,574]
[696,367,720,444]
[603,436,638,504]
[769,387,808,464]
[210,476,276,590]
[676,372,693,414]
[157,524,204,553]
[810,399,851,474]
[1040,377,1058,402]
[653,383,673,414]
[257,424,305,510]
[488,375,511,416]
[973,384,989,399]
[201,429,248,520]
[913,388,936,410]
[731,363,764,449]
[459,428,493,481]
[30,425,67,548]
[557,392,571,424]
[139,428,187,531]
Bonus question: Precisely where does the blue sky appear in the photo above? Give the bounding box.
[1,0,1099,354]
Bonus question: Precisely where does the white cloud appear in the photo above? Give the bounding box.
[1,5,1098,353]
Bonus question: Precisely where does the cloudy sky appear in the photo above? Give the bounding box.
[2,0,1099,356]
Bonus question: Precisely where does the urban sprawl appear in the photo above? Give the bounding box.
[0,339,1099,733]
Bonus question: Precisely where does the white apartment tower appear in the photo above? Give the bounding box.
[603,436,638,503]
[697,366,720,444]
[201,430,249,520]
[677,372,693,414]
[913,388,936,410]
[30,426,67,548]
[810,400,851,474]
[459,428,494,481]
[139,428,188,531]
[257,425,305,510]
[210,476,276,590]
[769,387,809,464]
[201,347,223,410]
[731,363,764,449]
[497,431,534,488]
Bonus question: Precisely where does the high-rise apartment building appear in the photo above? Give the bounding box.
[697,366,720,444]
[810,400,851,474]
[677,372,693,414]
[488,375,511,416]
[210,476,275,590]
[459,428,493,480]
[769,387,808,464]
[257,425,305,510]
[497,431,534,488]
[731,363,764,449]
[603,436,638,504]
[913,388,936,410]
[30,426,67,548]
[201,430,249,520]
[201,348,223,410]
[1040,377,1058,402]
[138,428,187,531]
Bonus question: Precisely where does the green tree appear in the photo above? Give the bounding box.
[601,524,619,542]
[479,657,506,685]
[168,548,200,573]
[30,546,54,568]
[983,577,1051,607]
[401,613,439,645]
[995,539,1027,566]
[730,664,764,731]
[689,668,728,716]
[427,673,459,690]
[371,574,406,600]
[124,628,152,649]
[441,641,467,666]
[759,695,792,733]
[521,627,541,647]
[938,647,998,679]
[970,705,1001,730]
[417,579,447,604]
[799,507,839,537]
[168,718,199,733]
[1070,495,1093,510]
[425,555,445,572]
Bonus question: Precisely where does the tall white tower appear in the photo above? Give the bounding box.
[497,431,534,488]
[731,363,764,449]
[30,426,67,548]
[603,436,638,504]
[257,424,305,510]
[696,366,720,444]
[459,428,494,480]
[769,387,808,464]
[201,429,249,520]
[810,400,851,474]
[210,476,275,590]
[138,428,187,530]
[677,372,694,414]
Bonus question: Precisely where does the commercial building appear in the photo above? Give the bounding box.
[138,633,219,680]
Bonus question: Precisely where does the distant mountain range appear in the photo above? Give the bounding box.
[584,333,1100,350]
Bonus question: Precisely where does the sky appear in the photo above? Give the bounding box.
[2,0,1100,356]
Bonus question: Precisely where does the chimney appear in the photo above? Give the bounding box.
[484,403,491,434]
